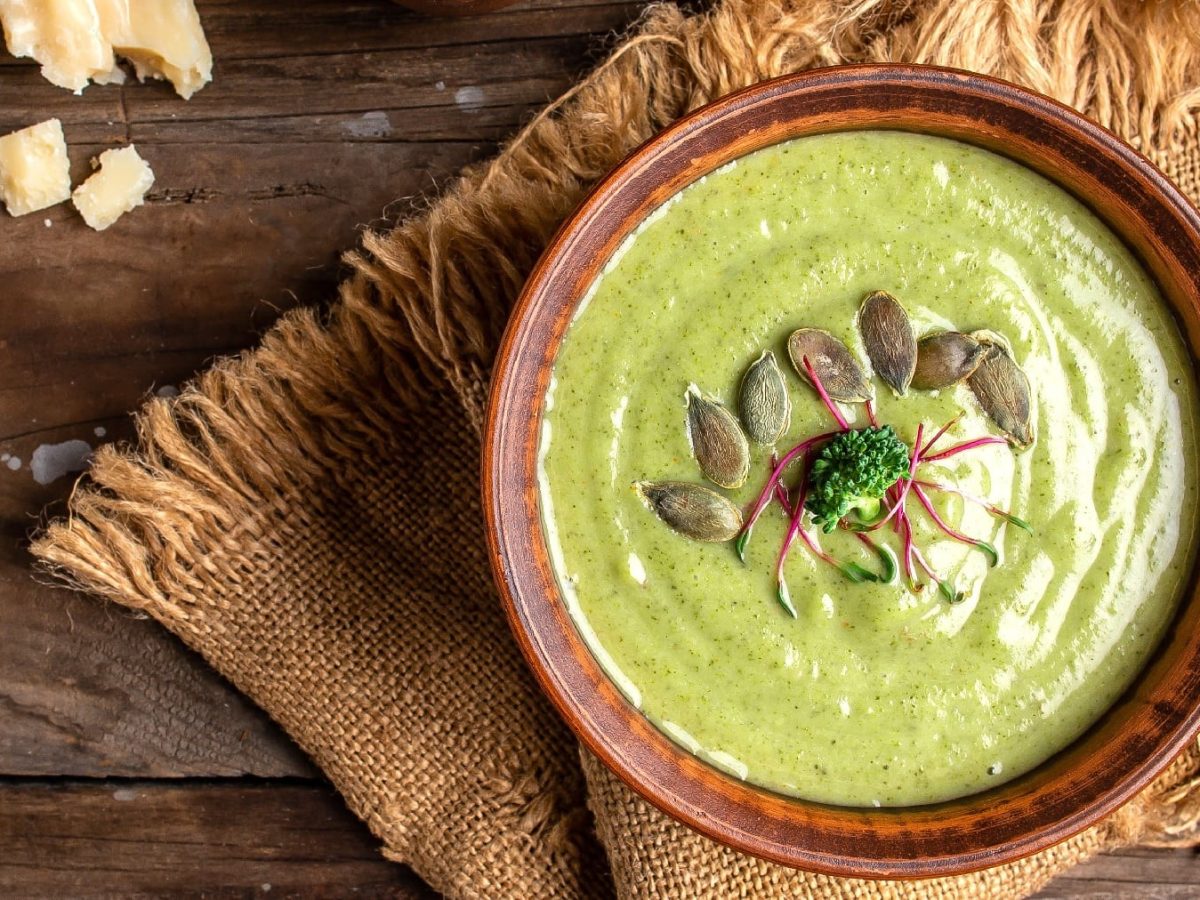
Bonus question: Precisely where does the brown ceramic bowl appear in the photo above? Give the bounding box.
[483,65,1200,877]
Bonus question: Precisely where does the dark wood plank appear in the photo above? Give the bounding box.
[0,778,1194,898]
[0,561,315,778]
[0,780,437,898]
[0,1,644,144]
[0,0,641,72]
[1035,847,1200,898]
[0,140,480,779]
[0,0,643,780]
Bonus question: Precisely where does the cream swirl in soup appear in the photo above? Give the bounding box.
[538,131,1199,806]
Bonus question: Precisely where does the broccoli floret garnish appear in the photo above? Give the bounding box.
[805,426,910,532]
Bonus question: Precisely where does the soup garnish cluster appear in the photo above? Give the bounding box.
[638,290,1034,615]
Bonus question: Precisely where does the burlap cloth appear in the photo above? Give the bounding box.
[31,1,1200,897]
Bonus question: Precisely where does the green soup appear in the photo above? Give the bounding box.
[538,131,1199,806]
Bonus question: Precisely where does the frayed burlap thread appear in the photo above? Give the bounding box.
[33,1,1200,898]
[36,323,611,899]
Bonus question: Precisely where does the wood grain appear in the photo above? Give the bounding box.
[0,0,1195,894]
[0,570,315,778]
[1032,848,1200,898]
[0,780,436,898]
[0,779,1191,899]
[0,0,642,782]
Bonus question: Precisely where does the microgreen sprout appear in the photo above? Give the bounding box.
[802,355,851,430]
[852,531,898,584]
[911,483,999,567]
[922,435,1009,463]
[913,480,1033,534]
[744,391,1030,609]
[736,432,838,562]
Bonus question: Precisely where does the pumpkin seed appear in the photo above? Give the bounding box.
[686,385,751,488]
[912,331,986,390]
[967,342,1034,447]
[787,328,872,403]
[970,329,1016,355]
[858,290,916,395]
[739,350,791,444]
[636,481,743,542]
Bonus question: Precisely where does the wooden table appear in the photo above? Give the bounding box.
[0,1,1196,895]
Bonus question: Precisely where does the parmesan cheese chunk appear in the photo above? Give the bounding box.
[71,144,154,231]
[0,119,72,217]
[96,0,212,99]
[0,0,211,98]
[0,0,111,93]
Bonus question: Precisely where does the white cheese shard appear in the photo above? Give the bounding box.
[0,0,211,98]
[0,0,111,93]
[0,118,72,217]
[96,0,212,99]
[71,144,154,231]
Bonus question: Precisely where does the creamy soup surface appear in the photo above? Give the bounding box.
[538,131,1199,806]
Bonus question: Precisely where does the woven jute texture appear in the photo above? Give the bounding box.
[32,1,1200,898]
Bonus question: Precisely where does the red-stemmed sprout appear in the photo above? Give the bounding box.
[774,456,877,617]
[913,480,1033,534]
[735,432,838,561]
[911,483,999,566]
[912,544,965,604]
[921,413,962,456]
[742,384,1029,611]
[802,355,850,430]
[864,398,880,428]
[922,435,1009,463]
[898,508,919,590]
[852,531,898,584]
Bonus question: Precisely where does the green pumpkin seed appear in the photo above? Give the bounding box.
[686,385,750,488]
[858,290,916,395]
[636,481,743,542]
[739,350,791,444]
[967,341,1034,447]
[787,328,872,403]
[912,331,986,390]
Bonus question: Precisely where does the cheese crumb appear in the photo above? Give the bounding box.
[0,0,211,98]
[0,118,72,217]
[72,144,154,231]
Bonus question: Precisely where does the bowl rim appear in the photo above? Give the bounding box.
[483,63,1200,878]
